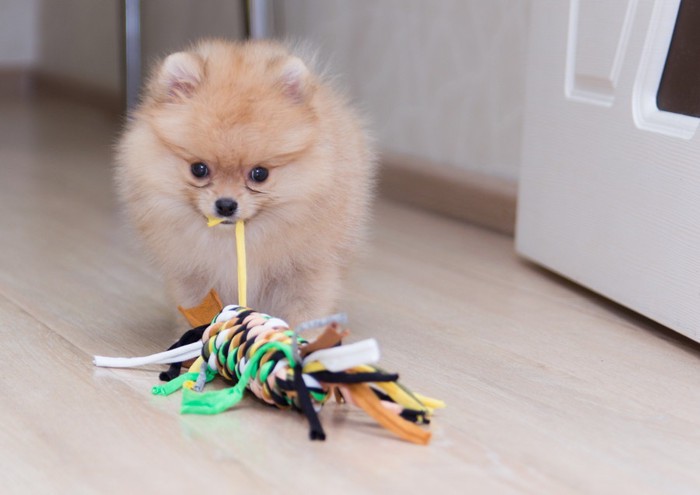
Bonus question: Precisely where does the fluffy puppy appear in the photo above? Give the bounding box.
[115,39,375,325]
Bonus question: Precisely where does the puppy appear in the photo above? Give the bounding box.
[115,39,375,325]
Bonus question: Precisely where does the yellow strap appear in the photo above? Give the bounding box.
[205,216,247,307]
[302,361,327,374]
[235,220,247,307]
[187,356,205,373]
[413,393,446,410]
[372,380,430,411]
[206,215,225,227]
[342,365,427,410]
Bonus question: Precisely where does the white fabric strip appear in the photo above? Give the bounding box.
[93,341,203,368]
[303,339,380,372]
[295,313,347,333]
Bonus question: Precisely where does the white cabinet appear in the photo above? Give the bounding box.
[517,0,700,341]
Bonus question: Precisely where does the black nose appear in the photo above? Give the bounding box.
[215,197,238,217]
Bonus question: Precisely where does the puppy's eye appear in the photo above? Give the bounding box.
[250,166,269,183]
[191,162,209,178]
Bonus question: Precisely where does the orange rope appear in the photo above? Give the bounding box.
[346,384,432,445]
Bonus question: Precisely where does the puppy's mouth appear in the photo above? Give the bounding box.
[206,215,237,227]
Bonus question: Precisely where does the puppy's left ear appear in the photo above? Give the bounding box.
[157,51,204,101]
[278,56,313,103]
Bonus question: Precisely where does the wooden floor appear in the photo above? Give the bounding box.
[2,95,700,495]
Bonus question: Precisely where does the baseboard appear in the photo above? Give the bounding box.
[379,152,518,236]
[33,71,123,115]
[0,67,36,97]
[0,67,122,116]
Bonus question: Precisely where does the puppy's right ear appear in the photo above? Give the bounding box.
[157,52,203,100]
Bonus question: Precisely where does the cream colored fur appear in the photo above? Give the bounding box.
[115,39,375,325]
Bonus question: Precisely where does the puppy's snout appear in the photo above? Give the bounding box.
[215,197,238,217]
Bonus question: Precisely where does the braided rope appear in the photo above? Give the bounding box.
[194,305,327,411]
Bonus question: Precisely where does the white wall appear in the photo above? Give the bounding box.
[0,0,39,66]
[274,0,530,181]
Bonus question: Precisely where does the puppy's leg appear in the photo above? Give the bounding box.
[265,265,343,326]
[167,272,212,308]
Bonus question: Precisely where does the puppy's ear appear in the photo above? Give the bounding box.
[158,52,203,100]
[278,56,311,103]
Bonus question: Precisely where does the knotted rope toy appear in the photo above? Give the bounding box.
[94,217,444,444]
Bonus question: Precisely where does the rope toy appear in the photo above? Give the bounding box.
[94,218,444,445]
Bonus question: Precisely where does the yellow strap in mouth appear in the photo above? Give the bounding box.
[206,215,226,227]
[235,219,247,307]
[206,215,247,307]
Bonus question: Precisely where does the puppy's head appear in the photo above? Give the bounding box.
[125,40,324,226]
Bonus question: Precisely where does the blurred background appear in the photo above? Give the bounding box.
[0,0,526,233]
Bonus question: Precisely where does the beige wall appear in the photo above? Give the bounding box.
[3,0,527,181]
[0,0,40,66]
[141,0,245,71]
[36,0,121,92]
[28,0,245,94]
[274,0,530,181]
